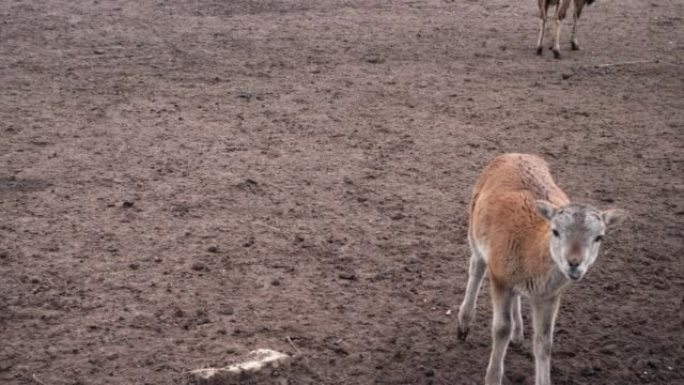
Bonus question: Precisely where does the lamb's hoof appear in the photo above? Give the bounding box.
[571,41,580,51]
[553,49,561,59]
[536,46,543,56]
[457,326,469,341]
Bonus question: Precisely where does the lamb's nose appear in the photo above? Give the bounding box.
[568,260,580,269]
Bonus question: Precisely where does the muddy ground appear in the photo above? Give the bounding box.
[1,0,683,384]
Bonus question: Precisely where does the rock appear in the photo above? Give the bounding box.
[128,262,140,270]
[188,349,291,384]
[237,91,254,100]
[419,366,435,377]
[219,307,234,316]
[122,200,135,208]
[191,262,206,271]
[207,246,219,253]
[242,238,255,248]
[338,272,357,281]
[364,55,384,64]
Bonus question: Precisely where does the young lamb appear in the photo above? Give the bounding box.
[457,153,626,385]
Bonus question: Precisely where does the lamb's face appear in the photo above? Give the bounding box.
[535,201,627,281]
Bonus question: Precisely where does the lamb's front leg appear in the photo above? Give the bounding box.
[531,296,561,385]
[485,283,514,385]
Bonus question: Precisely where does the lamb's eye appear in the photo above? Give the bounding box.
[594,235,603,243]
[552,229,560,237]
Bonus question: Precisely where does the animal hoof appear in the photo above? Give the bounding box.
[457,327,469,341]
[536,46,543,56]
[571,41,579,51]
[553,49,561,59]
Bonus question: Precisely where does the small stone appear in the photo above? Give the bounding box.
[191,262,206,271]
[237,91,254,100]
[122,201,135,208]
[128,263,140,270]
[562,73,573,80]
[219,307,234,316]
[207,246,219,253]
[365,55,384,64]
[242,238,255,248]
[338,272,357,281]
[271,278,280,286]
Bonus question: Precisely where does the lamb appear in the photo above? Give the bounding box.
[456,154,627,385]
[537,0,597,58]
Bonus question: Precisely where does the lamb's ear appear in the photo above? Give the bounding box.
[602,209,628,229]
[534,200,557,221]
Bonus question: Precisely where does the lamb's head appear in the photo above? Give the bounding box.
[535,201,627,281]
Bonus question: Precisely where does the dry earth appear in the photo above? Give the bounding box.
[1,0,683,384]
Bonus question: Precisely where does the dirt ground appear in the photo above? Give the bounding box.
[1,0,682,384]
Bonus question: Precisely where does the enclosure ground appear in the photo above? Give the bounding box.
[0,1,683,384]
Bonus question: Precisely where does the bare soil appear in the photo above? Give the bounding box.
[1,1,683,384]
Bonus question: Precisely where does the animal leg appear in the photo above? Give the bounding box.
[536,0,548,55]
[484,283,514,385]
[531,296,561,385]
[511,294,524,344]
[553,0,571,58]
[457,251,486,341]
[571,0,582,50]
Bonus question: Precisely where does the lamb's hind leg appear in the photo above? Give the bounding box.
[457,250,486,341]
[511,294,524,344]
